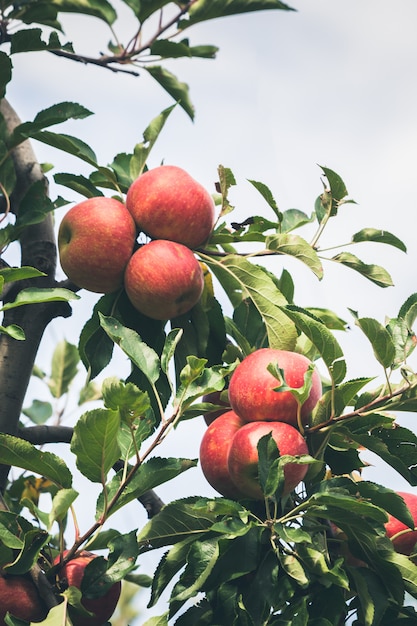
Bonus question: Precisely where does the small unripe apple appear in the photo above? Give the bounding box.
[124,239,204,320]
[126,165,216,249]
[200,410,246,499]
[385,491,417,557]
[54,551,121,626]
[227,421,309,499]
[58,197,137,293]
[0,573,48,625]
[201,390,230,425]
[228,348,322,429]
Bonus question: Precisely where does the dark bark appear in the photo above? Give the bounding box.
[0,99,72,490]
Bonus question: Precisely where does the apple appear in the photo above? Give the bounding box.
[124,239,204,320]
[58,197,137,293]
[53,551,121,626]
[385,491,417,557]
[228,348,322,429]
[227,421,309,499]
[0,573,48,625]
[126,165,216,249]
[200,410,246,499]
[201,390,230,425]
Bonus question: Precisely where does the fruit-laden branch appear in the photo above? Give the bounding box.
[0,99,72,491]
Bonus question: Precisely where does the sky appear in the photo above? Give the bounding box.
[5,0,417,620]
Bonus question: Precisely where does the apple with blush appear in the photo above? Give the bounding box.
[228,348,322,429]
[0,573,48,625]
[385,491,417,557]
[200,410,246,499]
[58,197,137,293]
[227,421,309,500]
[53,551,121,626]
[124,239,204,320]
[126,165,216,249]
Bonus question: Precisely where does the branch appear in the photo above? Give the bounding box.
[0,98,73,490]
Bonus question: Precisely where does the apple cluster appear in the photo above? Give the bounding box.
[0,551,121,626]
[200,348,323,500]
[58,165,216,320]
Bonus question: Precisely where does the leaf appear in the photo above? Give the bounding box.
[248,179,282,221]
[1,287,79,311]
[70,408,121,482]
[280,306,346,383]
[22,399,53,424]
[150,538,196,607]
[354,317,396,369]
[352,228,407,252]
[78,293,119,379]
[0,434,72,487]
[145,66,194,120]
[265,233,323,279]
[348,567,389,626]
[30,130,98,166]
[48,340,79,398]
[150,39,218,60]
[170,538,220,605]
[202,253,297,350]
[48,488,79,529]
[96,458,197,518]
[99,314,161,386]
[181,0,295,27]
[161,328,184,377]
[54,172,104,198]
[8,102,93,148]
[331,252,394,287]
[0,324,25,340]
[319,166,349,203]
[0,267,46,283]
[129,104,177,179]
[0,52,12,99]
[3,528,50,575]
[50,0,117,24]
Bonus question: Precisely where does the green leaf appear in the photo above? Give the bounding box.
[202,253,297,350]
[70,408,121,482]
[331,252,394,287]
[96,458,197,518]
[171,538,220,605]
[248,179,282,221]
[265,233,323,279]
[3,529,50,575]
[102,377,152,422]
[0,267,46,283]
[142,614,169,626]
[398,293,417,329]
[161,328,184,377]
[354,317,396,369]
[48,488,78,529]
[0,324,25,340]
[150,39,218,60]
[50,0,117,24]
[54,172,104,198]
[22,399,53,424]
[0,434,72,487]
[48,340,79,398]
[129,104,176,181]
[348,567,389,626]
[145,66,194,120]
[30,130,98,166]
[78,293,119,379]
[10,28,65,54]
[137,497,230,549]
[182,0,295,27]
[0,52,12,99]
[8,102,93,148]
[352,228,407,252]
[99,314,161,385]
[134,0,172,22]
[281,306,346,383]
[150,538,196,607]
[1,287,79,311]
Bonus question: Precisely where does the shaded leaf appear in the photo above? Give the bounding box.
[48,340,79,398]
[352,228,406,252]
[182,0,295,27]
[331,252,393,287]
[145,66,194,120]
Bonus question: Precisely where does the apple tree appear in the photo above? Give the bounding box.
[1,1,417,625]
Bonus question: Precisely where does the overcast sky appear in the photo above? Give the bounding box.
[5,0,417,619]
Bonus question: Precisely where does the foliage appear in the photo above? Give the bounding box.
[1,1,417,626]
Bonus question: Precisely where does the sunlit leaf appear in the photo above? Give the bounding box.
[354,317,396,369]
[331,252,393,288]
[48,340,79,398]
[265,233,323,279]
[352,228,407,252]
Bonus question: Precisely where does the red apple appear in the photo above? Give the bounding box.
[124,239,204,320]
[53,551,121,626]
[58,197,137,293]
[228,348,322,429]
[202,390,230,425]
[385,491,417,557]
[0,573,48,625]
[200,410,246,499]
[227,421,309,499]
[126,165,216,249]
